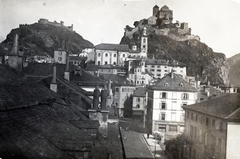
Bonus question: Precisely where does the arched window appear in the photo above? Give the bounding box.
[98,61,100,65]
[113,54,117,57]
[136,104,140,108]
[122,54,125,57]
[137,98,140,102]
[98,53,101,56]
[105,53,108,57]
[113,62,116,65]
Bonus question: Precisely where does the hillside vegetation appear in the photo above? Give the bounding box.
[228,53,240,87]
[2,23,93,57]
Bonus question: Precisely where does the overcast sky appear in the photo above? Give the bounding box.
[0,0,240,57]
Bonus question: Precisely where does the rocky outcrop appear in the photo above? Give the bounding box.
[1,22,94,57]
[121,30,230,85]
[228,53,240,87]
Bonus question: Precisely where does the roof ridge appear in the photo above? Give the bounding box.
[225,106,240,119]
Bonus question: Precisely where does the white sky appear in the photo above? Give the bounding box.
[0,0,240,57]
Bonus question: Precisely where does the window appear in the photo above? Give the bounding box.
[212,119,215,129]
[171,102,177,110]
[58,57,62,61]
[157,69,161,72]
[105,61,108,65]
[98,53,101,56]
[122,54,125,57]
[191,113,193,120]
[195,114,198,121]
[206,117,209,126]
[58,51,62,55]
[136,104,140,108]
[160,102,166,109]
[158,124,166,132]
[136,98,140,102]
[115,88,119,92]
[113,54,116,57]
[172,93,177,99]
[160,113,165,120]
[171,113,176,121]
[182,93,189,100]
[219,121,223,132]
[187,111,189,119]
[161,92,167,99]
[143,45,146,48]
[169,125,177,132]
[143,38,146,43]
[105,53,108,57]
[204,132,208,146]
[98,61,100,65]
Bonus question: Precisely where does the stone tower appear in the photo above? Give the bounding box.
[153,5,159,16]
[140,27,148,57]
[8,34,23,71]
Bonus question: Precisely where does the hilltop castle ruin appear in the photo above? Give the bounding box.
[37,18,73,31]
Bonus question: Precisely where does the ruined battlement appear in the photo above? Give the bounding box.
[37,18,73,31]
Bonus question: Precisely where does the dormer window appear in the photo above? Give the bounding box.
[180,83,183,87]
[164,82,168,86]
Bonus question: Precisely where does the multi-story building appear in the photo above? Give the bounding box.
[183,93,240,159]
[132,87,147,126]
[127,59,153,86]
[114,83,136,117]
[146,72,197,139]
[94,43,129,66]
[145,58,187,79]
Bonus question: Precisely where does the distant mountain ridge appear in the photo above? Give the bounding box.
[1,20,94,57]
[120,5,230,85]
[228,53,240,87]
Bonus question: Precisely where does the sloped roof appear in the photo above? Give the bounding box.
[95,43,129,52]
[99,74,132,86]
[183,93,240,122]
[0,65,96,158]
[133,87,146,97]
[121,129,153,159]
[148,73,197,92]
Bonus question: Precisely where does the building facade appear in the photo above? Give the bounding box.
[145,58,187,79]
[54,49,67,64]
[183,93,240,159]
[147,73,197,139]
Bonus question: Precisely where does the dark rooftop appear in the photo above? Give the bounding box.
[148,73,197,92]
[121,129,154,159]
[183,93,240,122]
[95,43,129,52]
[133,87,146,97]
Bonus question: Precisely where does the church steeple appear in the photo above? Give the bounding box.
[140,27,148,57]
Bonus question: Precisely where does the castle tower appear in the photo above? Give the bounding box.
[153,5,159,16]
[8,34,23,71]
[140,27,148,57]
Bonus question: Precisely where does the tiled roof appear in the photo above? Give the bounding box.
[144,59,168,65]
[183,93,240,121]
[148,73,197,92]
[95,43,129,52]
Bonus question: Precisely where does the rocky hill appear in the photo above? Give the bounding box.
[1,22,94,57]
[228,53,240,87]
[121,22,229,85]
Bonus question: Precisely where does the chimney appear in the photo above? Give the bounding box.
[50,63,57,92]
[171,71,174,79]
[64,54,70,81]
[10,34,19,55]
[93,86,100,109]
[101,89,107,110]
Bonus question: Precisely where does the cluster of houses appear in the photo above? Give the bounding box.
[0,5,240,159]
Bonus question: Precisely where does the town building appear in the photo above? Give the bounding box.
[144,58,187,79]
[127,59,153,86]
[132,87,147,126]
[146,72,198,139]
[54,48,67,64]
[183,93,240,159]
